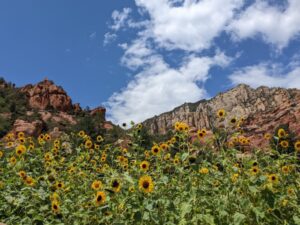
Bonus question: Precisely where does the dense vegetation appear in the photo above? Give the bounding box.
[0,110,299,225]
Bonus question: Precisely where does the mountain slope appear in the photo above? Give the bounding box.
[142,84,300,146]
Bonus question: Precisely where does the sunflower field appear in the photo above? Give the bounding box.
[0,110,299,225]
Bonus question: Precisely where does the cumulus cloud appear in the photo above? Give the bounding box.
[229,63,300,88]
[111,8,132,31]
[107,51,231,124]
[228,0,300,49]
[135,0,243,51]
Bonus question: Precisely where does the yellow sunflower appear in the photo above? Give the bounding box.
[18,170,27,179]
[91,180,102,190]
[151,145,161,155]
[15,145,26,157]
[111,179,121,193]
[140,161,150,172]
[25,176,35,186]
[229,117,237,125]
[160,143,169,151]
[56,181,64,189]
[268,174,279,184]
[280,140,289,148]
[51,200,60,214]
[85,140,93,149]
[95,191,106,205]
[277,128,286,138]
[250,166,259,176]
[217,109,226,118]
[138,175,154,193]
[0,151,3,158]
[96,135,104,143]
[294,141,300,152]
[9,156,17,165]
[78,130,85,137]
[264,133,272,140]
[281,166,290,174]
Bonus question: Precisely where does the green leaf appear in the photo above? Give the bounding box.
[233,212,246,225]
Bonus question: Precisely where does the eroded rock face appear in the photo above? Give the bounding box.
[20,79,73,111]
[13,119,44,136]
[143,84,300,147]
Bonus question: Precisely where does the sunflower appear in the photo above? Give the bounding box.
[25,176,35,186]
[173,157,180,165]
[15,145,26,157]
[277,128,286,138]
[44,152,52,161]
[281,166,289,174]
[85,140,93,149]
[101,156,106,162]
[250,166,259,176]
[91,180,102,190]
[7,142,14,148]
[122,148,128,154]
[111,179,121,193]
[17,132,25,139]
[18,170,27,179]
[160,143,169,151]
[18,137,26,144]
[44,134,51,141]
[268,174,279,184]
[294,141,300,152]
[197,129,207,139]
[280,140,289,148]
[217,109,226,118]
[264,133,272,140]
[129,186,135,193]
[96,135,104,143]
[78,130,85,137]
[229,117,237,125]
[56,181,64,189]
[95,191,106,205]
[199,167,209,174]
[0,151,3,158]
[140,161,150,171]
[51,200,60,214]
[287,188,295,195]
[9,156,17,165]
[151,145,161,155]
[138,175,154,193]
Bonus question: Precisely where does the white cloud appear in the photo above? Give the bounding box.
[135,0,243,51]
[228,0,300,49]
[103,32,117,46]
[229,63,300,88]
[106,51,231,124]
[111,8,132,31]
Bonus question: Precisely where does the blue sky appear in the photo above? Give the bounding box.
[1,0,300,124]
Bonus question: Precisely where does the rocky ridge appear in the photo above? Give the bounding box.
[143,84,300,147]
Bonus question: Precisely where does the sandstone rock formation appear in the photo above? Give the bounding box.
[20,79,73,111]
[12,119,44,136]
[143,84,300,147]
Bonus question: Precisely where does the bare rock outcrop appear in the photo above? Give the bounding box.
[12,119,44,136]
[143,84,300,147]
[20,79,73,111]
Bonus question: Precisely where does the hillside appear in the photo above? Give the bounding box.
[143,84,300,147]
[0,78,123,142]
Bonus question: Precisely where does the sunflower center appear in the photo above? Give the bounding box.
[143,181,149,189]
[112,181,119,188]
[142,164,146,168]
[97,195,102,201]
